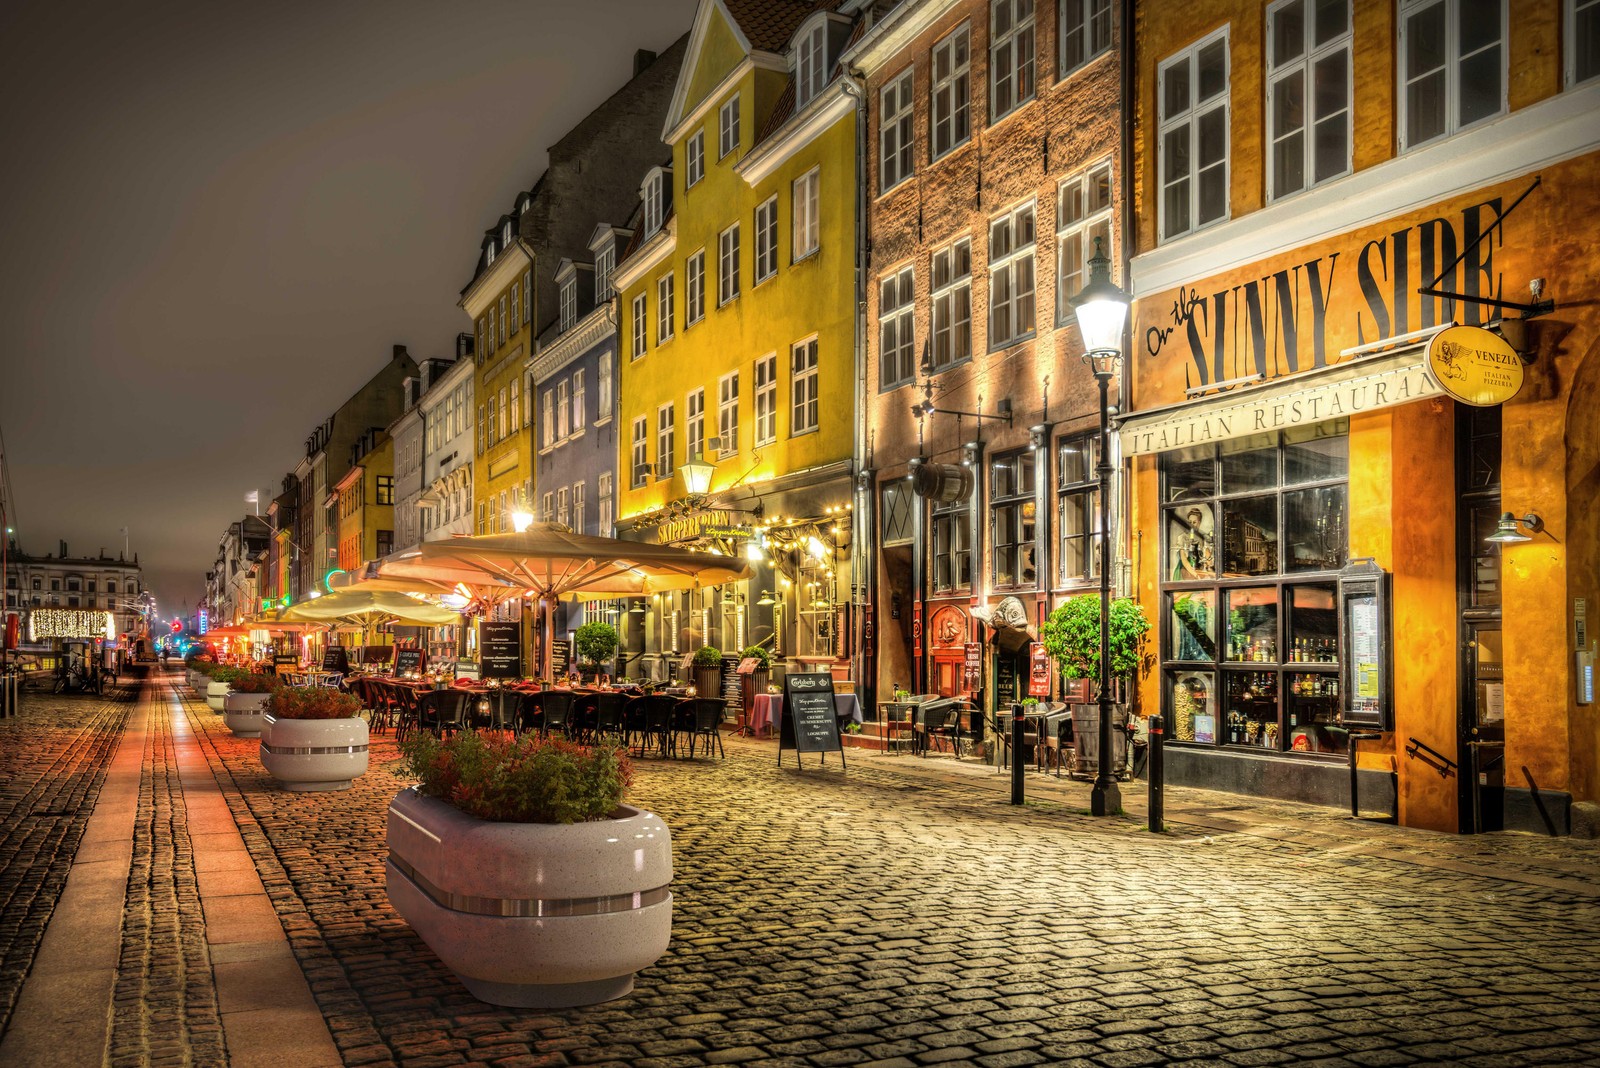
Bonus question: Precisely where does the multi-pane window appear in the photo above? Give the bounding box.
[755,355,778,445]
[593,246,613,302]
[572,482,585,534]
[1572,0,1600,86]
[792,169,819,260]
[687,388,706,458]
[879,265,916,388]
[1159,28,1230,241]
[598,357,613,420]
[498,387,508,442]
[990,0,1036,120]
[632,294,647,358]
[686,130,705,187]
[644,174,663,235]
[376,476,394,506]
[631,416,649,487]
[510,377,521,432]
[657,404,676,479]
[488,306,497,352]
[754,197,778,283]
[1061,0,1112,76]
[476,319,486,362]
[931,498,971,592]
[1399,0,1505,151]
[719,224,741,304]
[657,273,675,342]
[377,529,393,558]
[792,338,819,435]
[498,296,508,345]
[719,95,740,158]
[931,25,971,160]
[988,203,1036,346]
[881,70,914,190]
[718,372,739,454]
[523,269,533,323]
[542,390,554,448]
[931,238,973,369]
[541,492,553,524]
[598,473,613,536]
[560,278,577,332]
[510,282,520,332]
[796,19,827,107]
[1160,422,1350,754]
[990,451,1037,589]
[1057,435,1100,584]
[556,487,569,527]
[1267,0,1351,200]
[572,370,586,433]
[1056,162,1113,321]
[557,379,570,438]
[686,250,706,324]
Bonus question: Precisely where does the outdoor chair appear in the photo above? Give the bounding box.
[682,698,726,759]
[592,692,629,744]
[879,702,915,756]
[568,693,599,743]
[626,695,675,757]
[416,689,473,738]
[538,690,577,739]
[513,691,545,736]
[991,708,1041,770]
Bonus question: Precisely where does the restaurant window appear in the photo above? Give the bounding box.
[879,264,915,388]
[1267,0,1351,201]
[1061,0,1111,76]
[1057,435,1100,585]
[755,354,778,445]
[1158,27,1230,241]
[1160,421,1350,756]
[376,476,394,506]
[931,497,972,593]
[990,0,1036,120]
[931,237,972,369]
[988,202,1036,347]
[687,388,706,458]
[990,451,1037,589]
[931,24,970,160]
[657,404,675,479]
[881,69,914,190]
[1056,162,1113,322]
[1399,0,1505,151]
[755,197,778,283]
[686,249,706,324]
[791,337,819,435]
[1571,0,1600,86]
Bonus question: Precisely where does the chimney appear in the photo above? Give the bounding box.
[60,540,68,558]
[393,344,408,363]
[633,48,656,78]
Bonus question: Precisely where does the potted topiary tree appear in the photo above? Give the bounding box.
[222,673,276,737]
[690,645,722,700]
[738,645,771,717]
[1041,595,1150,779]
[387,732,671,1008]
[259,686,368,791]
[573,621,620,682]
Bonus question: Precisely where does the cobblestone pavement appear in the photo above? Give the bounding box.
[166,676,1600,1068]
[0,679,133,1035]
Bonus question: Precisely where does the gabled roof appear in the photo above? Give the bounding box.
[724,0,827,52]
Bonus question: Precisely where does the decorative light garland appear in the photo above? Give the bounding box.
[30,609,116,641]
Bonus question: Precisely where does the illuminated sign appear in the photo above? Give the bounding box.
[323,568,346,592]
[198,609,209,634]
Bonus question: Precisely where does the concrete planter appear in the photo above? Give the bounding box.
[222,691,271,737]
[259,715,369,792]
[206,680,231,711]
[386,788,673,1008]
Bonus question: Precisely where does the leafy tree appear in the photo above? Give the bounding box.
[1040,596,1150,682]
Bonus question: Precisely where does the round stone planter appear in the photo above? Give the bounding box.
[259,715,369,792]
[205,680,231,711]
[386,788,673,1009]
[222,691,271,737]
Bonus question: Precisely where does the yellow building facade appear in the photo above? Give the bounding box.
[334,433,395,574]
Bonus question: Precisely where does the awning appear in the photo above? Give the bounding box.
[1118,329,1447,456]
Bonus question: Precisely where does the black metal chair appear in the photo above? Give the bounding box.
[539,690,578,739]
[416,689,473,737]
[515,691,545,736]
[627,694,675,757]
[683,698,726,759]
[592,692,629,744]
[569,693,600,744]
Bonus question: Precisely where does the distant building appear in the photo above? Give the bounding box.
[419,338,476,543]
[4,540,146,644]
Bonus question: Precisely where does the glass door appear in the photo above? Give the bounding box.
[1464,624,1505,832]
[1456,406,1503,833]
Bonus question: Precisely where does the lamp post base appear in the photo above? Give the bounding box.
[1090,781,1121,816]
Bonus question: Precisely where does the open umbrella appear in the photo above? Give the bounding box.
[281,588,462,627]
[375,523,750,678]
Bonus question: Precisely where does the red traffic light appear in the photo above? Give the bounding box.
[170,619,182,633]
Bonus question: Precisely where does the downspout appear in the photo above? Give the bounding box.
[1115,0,1137,600]
[841,72,874,709]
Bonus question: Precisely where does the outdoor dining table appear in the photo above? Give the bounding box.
[749,692,862,737]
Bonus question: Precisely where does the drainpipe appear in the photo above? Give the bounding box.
[1115,0,1137,599]
[841,72,873,708]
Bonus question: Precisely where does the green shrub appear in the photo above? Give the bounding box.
[573,621,620,668]
[268,686,361,720]
[691,645,722,667]
[739,645,771,670]
[231,673,277,694]
[1040,596,1150,682]
[401,731,632,824]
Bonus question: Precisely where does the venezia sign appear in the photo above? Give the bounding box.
[1425,325,1524,407]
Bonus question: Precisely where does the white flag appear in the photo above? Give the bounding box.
[245,490,260,504]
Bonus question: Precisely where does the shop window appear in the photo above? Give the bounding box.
[1160,421,1349,756]
[931,498,971,593]
[1267,0,1351,201]
[990,451,1037,589]
[1057,435,1100,585]
[1398,0,1505,151]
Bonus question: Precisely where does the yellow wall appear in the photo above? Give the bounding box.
[467,254,535,534]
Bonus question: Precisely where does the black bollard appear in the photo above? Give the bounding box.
[1147,714,1164,833]
[1010,703,1025,806]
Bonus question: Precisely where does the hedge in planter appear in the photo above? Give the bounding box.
[222,673,276,738]
[259,686,368,792]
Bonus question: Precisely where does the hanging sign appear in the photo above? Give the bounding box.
[1029,643,1052,697]
[778,671,846,769]
[1425,325,1524,406]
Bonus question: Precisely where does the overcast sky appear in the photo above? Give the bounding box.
[0,0,695,614]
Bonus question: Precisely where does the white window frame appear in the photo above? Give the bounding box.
[879,264,916,388]
[1266,0,1352,202]
[719,95,740,158]
[657,272,675,343]
[990,0,1036,121]
[1055,160,1114,323]
[485,240,495,268]
[754,197,779,283]
[593,245,614,302]
[881,69,914,190]
[686,129,705,187]
[559,278,577,332]
[795,19,828,108]
[1397,0,1507,152]
[598,358,613,421]
[598,472,613,536]
[572,370,586,433]
[686,249,706,324]
[498,295,508,345]
[656,403,675,479]
[687,388,706,458]
[930,26,971,162]
[1570,0,1600,87]
[510,281,520,331]
[792,168,819,261]
[1158,27,1231,242]
[572,481,585,534]
[988,201,1037,348]
[502,221,512,246]
[717,371,740,455]
[556,487,569,527]
[791,337,819,436]
[719,223,741,305]
[557,379,570,440]
[632,293,648,359]
[510,376,521,432]
[523,269,533,324]
[754,354,778,445]
[644,173,663,235]
[931,237,973,370]
[1061,0,1112,77]
[542,492,554,524]
[631,416,649,487]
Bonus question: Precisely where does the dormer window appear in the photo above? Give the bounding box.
[560,277,577,332]
[485,240,496,268]
[643,172,663,236]
[595,243,615,301]
[520,195,531,215]
[502,221,512,246]
[795,19,828,107]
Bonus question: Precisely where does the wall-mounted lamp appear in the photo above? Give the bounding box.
[756,590,775,606]
[629,600,647,614]
[680,452,716,500]
[1485,512,1544,544]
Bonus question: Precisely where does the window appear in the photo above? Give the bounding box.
[719,223,741,305]
[598,357,613,420]
[498,387,508,442]
[881,69,914,189]
[879,265,915,387]
[376,529,393,558]
[791,339,819,435]
[719,94,740,158]
[1056,162,1113,320]
[931,497,971,592]
[556,487,569,527]
[1160,422,1350,753]
[631,417,649,486]
[657,404,675,479]
[754,198,778,283]
[560,278,577,331]
[540,388,554,448]
[572,482,585,533]
[632,293,648,358]
[796,19,828,106]
[510,282,520,332]
[557,379,570,439]
[1057,435,1100,584]
[1572,0,1600,86]
[644,173,663,235]
[930,26,971,160]
[572,370,586,433]
[593,245,613,302]
[990,451,1037,589]
[498,295,508,345]
[718,372,740,454]
[931,238,973,369]
[988,203,1036,346]
[598,473,613,536]
[687,388,706,457]
[686,249,706,324]
[541,492,553,523]
[686,130,705,187]
[1399,0,1505,151]
[1159,29,1230,240]
[657,272,675,342]
[792,168,819,260]
[990,0,1036,120]
[1267,0,1351,200]
[754,354,778,445]
[485,240,496,268]
[476,319,486,361]
[477,404,485,454]
[488,306,497,352]
[523,269,533,323]
[1061,0,1112,76]
[510,377,521,432]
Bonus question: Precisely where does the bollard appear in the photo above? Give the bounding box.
[1147,713,1164,833]
[1010,703,1025,806]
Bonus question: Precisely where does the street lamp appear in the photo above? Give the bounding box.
[1071,237,1131,818]
[680,452,716,500]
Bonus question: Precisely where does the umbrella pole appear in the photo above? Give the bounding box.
[543,596,555,681]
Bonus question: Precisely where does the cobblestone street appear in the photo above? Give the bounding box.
[3,669,1600,1067]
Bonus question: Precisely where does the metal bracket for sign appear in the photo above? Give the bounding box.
[1415,176,1555,319]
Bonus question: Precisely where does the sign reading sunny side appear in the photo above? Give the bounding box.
[1426,325,1525,407]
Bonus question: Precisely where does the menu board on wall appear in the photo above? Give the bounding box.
[480,621,523,680]
[1339,560,1390,728]
[779,672,845,768]
[1029,643,1052,697]
[273,654,299,676]
[549,638,570,677]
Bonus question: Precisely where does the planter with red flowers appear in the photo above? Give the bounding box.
[222,673,277,737]
[259,686,368,791]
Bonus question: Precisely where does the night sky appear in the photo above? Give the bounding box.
[0,0,695,613]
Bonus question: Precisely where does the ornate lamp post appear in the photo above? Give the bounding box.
[1072,239,1132,817]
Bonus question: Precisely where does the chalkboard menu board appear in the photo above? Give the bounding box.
[321,645,349,673]
[273,653,299,676]
[362,645,394,664]
[393,648,424,675]
[549,638,571,677]
[779,672,845,769]
[480,621,523,680]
